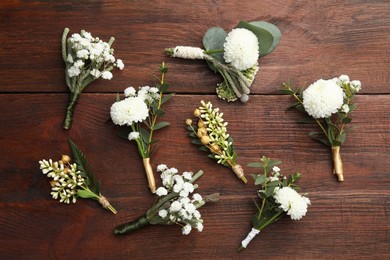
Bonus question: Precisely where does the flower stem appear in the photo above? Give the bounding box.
[143,158,156,193]
[331,146,344,181]
[204,49,224,54]
[114,214,150,235]
[63,92,81,129]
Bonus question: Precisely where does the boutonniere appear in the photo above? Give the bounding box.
[110,62,173,193]
[39,139,117,214]
[185,101,247,183]
[282,75,361,181]
[114,165,219,236]
[239,156,310,250]
[165,21,281,102]
[61,28,124,129]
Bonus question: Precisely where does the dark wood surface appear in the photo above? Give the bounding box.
[1,1,389,259]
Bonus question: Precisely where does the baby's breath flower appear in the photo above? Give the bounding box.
[128,131,140,141]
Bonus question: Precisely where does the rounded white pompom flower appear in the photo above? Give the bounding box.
[273,187,310,220]
[110,96,149,126]
[223,28,259,71]
[302,78,344,118]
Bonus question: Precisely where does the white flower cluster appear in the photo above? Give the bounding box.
[155,165,205,235]
[302,78,344,119]
[39,159,85,204]
[273,187,311,220]
[268,166,287,182]
[66,30,124,80]
[198,101,231,164]
[337,75,362,93]
[223,28,259,71]
[110,86,161,127]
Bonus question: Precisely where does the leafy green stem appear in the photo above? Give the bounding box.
[204,49,224,54]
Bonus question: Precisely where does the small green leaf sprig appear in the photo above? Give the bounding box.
[114,165,219,236]
[61,28,124,129]
[110,62,173,193]
[185,100,247,183]
[239,156,310,251]
[165,21,281,103]
[39,139,117,214]
[281,75,362,181]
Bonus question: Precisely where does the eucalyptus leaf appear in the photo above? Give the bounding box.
[255,174,267,185]
[154,109,165,117]
[236,21,280,57]
[297,117,316,124]
[192,139,203,145]
[139,127,150,145]
[161,93,174,104]
[248,162,263,168]
[203,27,227,64]
[342,117,352,124]
[159,83,169,93]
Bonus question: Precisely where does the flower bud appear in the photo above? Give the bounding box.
[198,120,205,128]
[201,135,211,145]
[185,119,192,125]
[61,155,71,164]
[197,127,207,137]
[194,109,201,117]
[210,144,221,153]
[50,180,57,188]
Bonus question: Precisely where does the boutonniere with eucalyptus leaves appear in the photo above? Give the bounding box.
[110,62,173,193]
[39,139,117,214]
[239,156,310,251]
[185,100,247,183]
[165,21,281,103]
[282,75,361,181]
[61,28,124,129]
[114,164,219,236]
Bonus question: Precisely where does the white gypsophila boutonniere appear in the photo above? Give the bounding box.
[281,75,362,181]
[110,62,174,193]
[39,139,117,214]
[165,21,281,103]
[238,156,310,251]
[185,101,247,183]
[114,165,219,236]
[61,28,124,129]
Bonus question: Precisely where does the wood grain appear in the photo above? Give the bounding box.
[1,0,389,258]
[0,0,389,94]
[0,94,389,258]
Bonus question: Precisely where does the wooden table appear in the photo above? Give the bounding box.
[1,1,389,259]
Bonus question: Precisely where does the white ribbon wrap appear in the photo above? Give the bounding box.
[172,46,205,60]
[241,228,260,248]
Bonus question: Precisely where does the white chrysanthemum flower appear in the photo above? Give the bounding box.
[110,97,149,126]
[273,187,310,220]
[223,28,259,71]
[116,59,124,70]
[157,164,168,172]
[182,224,192,235]
[158,209,168,218]
[302,78,344,118]
[101,71,113,80]
[128,131,140,141]
[156,187,168,196]
[68,66,81,77]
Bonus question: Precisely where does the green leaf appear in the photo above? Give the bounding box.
[342,117,352,124]
[248,162,263,168]
[161,93,174,104]
[77,189,98,199]
[159,83,169,93]
[255,174,267,185]
[203,27,227,64]
[153,121,170,131]
[236,21,281,57]
[297,117,316,124]
[139,127,150,145]
[198,146,209,152]
[188,132,197,138]
[154,109,165,117]
[308,131,331,146]
[349,103,357,112]
[280,89,294,95]
[117,126,132,140]
[68,139,100,194]
[192,139,203,145]
[286,102,301,110]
